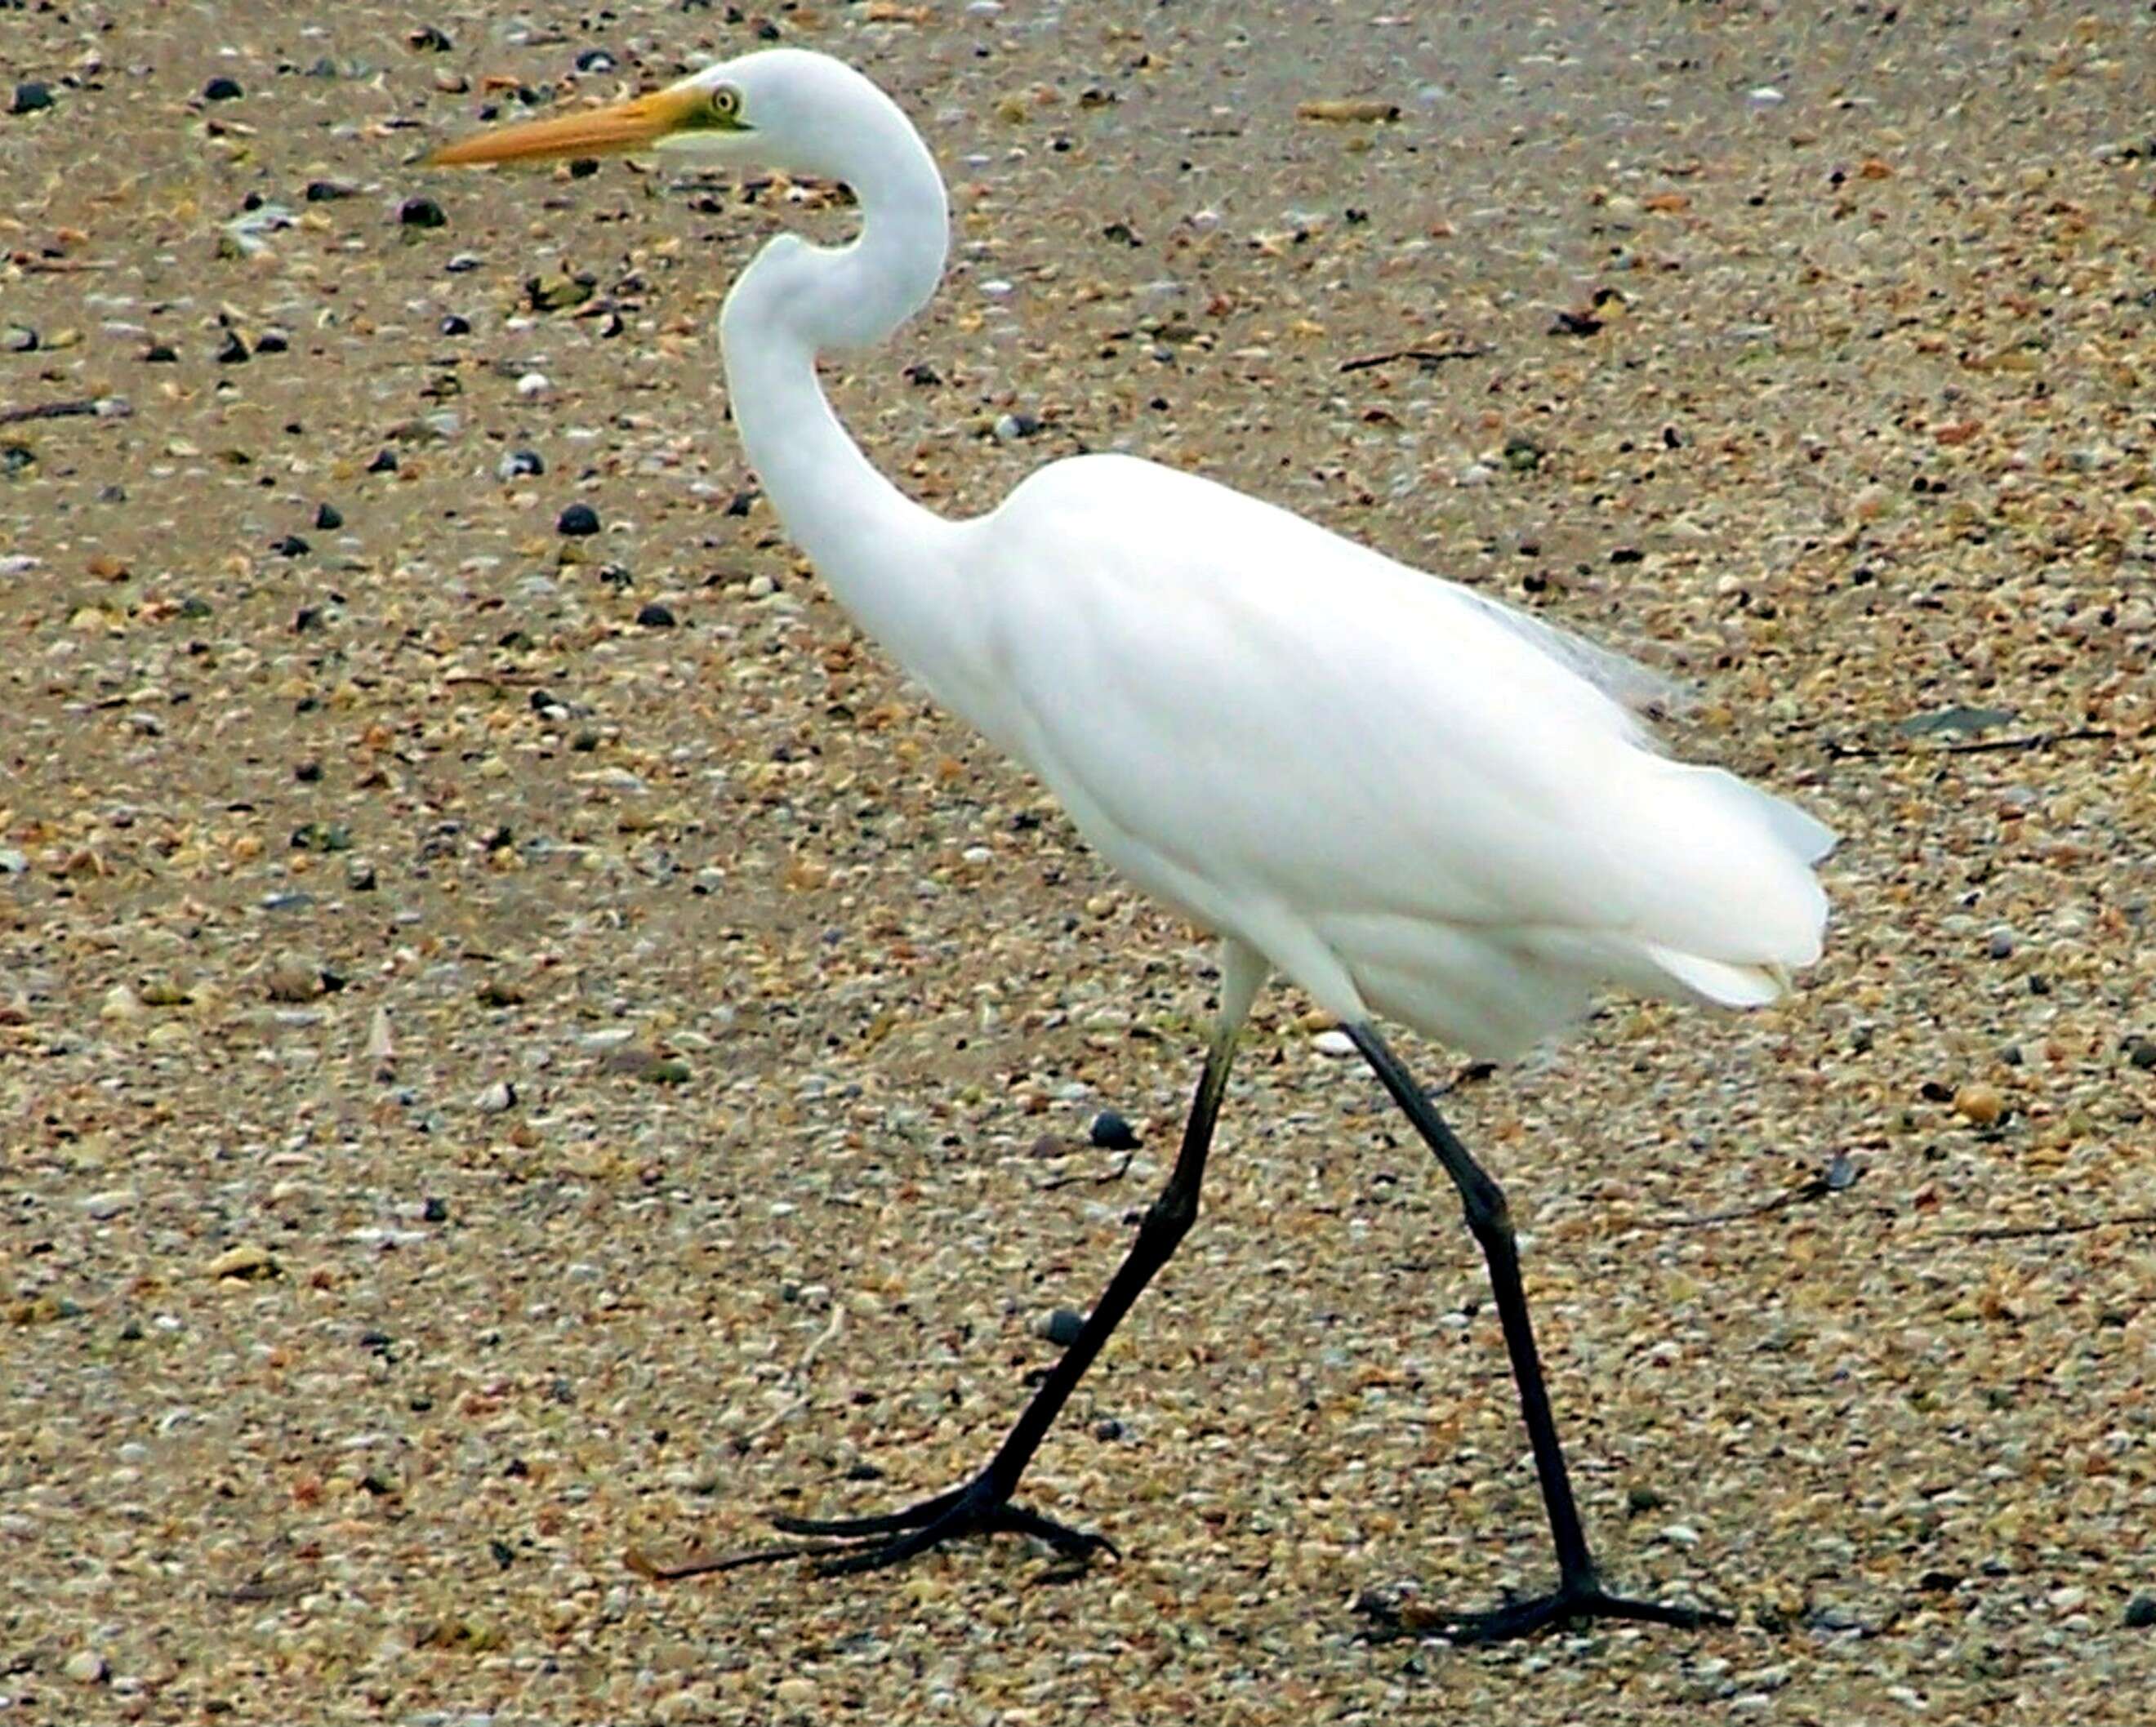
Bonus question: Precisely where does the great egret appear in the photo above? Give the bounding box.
[433,48,1832,1641]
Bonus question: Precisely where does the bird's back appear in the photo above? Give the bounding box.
[956,453,1831,1059]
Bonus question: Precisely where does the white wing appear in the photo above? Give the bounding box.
[956,455,1830,1058]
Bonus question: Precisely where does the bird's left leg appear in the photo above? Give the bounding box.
[760,941,1268,1576]
[1348,1023,1731,1643]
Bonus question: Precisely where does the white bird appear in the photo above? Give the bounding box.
[434,48,1832,1641]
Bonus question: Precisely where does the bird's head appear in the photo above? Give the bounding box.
[429,48,889,184]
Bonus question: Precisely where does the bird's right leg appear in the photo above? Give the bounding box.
[760,943,1266,1576]
[1348,1022,1730,1643]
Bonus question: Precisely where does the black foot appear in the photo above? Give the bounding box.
[769,1476,1117,1577]
[1358,1578,1732,1645]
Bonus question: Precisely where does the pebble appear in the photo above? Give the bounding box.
[203,1243,278,1281]
[314,502,343,531]
[399,196,447,229]
[635,601,676,628]
[63,1649,107,1685]
[500,448,545,479]
[1312,1029,1356,1057]
[439,314,472,336]
[1984,927,2015,959]
[1036,1307,1087,1347]
[1089,1110,1139,1150]
[2126,1594,2156,1629]
[557,502,601,536]
[9,81,55,116]
[202,77,243,102]
[991,411,1040,443]
[82,1190,136,1220]
[0,848,25,874]
[476,1079,518,1113]
[516,371,551,398]
[1953,1083,2005,1127]
[216,331,249,364]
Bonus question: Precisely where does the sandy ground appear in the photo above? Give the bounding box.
[3,1,2154,1721]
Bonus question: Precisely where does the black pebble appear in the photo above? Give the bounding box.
[216,331,250,363]
[10,82,55,116]
[1043,1308,1086,1348]
[314,502,343,531]
[568,158,599,180]
[1609,546,1645,565]
[504,448,545,478]
[367,448,399,474]
[399,196,447,229]
[422,1196,449,1223]
[305,179,354,202]
[294,760,322,783]
[271,534,310,558]
[1089,1110,1140,1151]
[2130,1039,2156,1072]
[557,501,601,536]
[635,601,676,629]
[203,77,244,102]
[144,343,177,363]
[2127,1595,2156,1629]
[408,24,453,51]
[439,313,471,336]
[255,331,288,354]
[575,49,617,72]
[724,487,758,517]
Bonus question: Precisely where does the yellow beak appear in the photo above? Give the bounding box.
[429,86,702,167]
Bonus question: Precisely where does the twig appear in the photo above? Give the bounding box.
[1338,345,1490,374]
[1040,1150,1135,1191]
[1955,1211,2156,1243]
[0,398,103,425]
[737,1303,844,1440]
[1650,1155,1859,1230]
[1823,726,2117,761]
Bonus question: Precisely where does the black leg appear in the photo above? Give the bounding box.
[1348,1022,1729,1643]
[760,1026,1241,1574]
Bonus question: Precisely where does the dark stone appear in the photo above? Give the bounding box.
[314,501,343,531]
[635,601,676,628]
[439,314,471,336]
[367,448,399,473]
[203,77,244,102]
[399,196,447,229]
[270,534,310,558]
[556,501,601,536]
[1089,1110,1139,1151]
[9,82,55,116]
[1042,1308,1086,1348]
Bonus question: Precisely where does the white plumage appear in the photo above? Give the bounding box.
[959,452,1832,1058]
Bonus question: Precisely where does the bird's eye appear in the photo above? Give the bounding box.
[709,86,742,121]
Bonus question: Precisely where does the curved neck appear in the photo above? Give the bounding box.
[719,100,972,701]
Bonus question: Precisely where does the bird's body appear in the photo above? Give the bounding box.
[434,47,1833,1640]
[951,452,1829,1057]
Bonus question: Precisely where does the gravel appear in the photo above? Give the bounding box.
[2,1,2154,1722]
